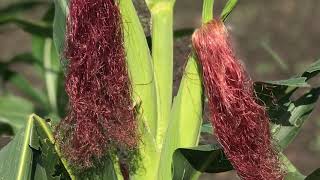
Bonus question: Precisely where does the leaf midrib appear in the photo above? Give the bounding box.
[16,114,33,180]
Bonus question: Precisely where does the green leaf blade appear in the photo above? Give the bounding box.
[220,0,238,22]
[0,96,34,133]
[53,0,68,61]
[201,123,213,134]
[305,169,320,180]
[159,55,203,179]
[0,115,34,180]
[272,87,320,149]
[119,1,159,180]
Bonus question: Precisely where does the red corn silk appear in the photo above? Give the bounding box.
[55,0,138,170]
[192,19,284,180]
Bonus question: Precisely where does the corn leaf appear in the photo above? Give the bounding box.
[0,96,34,134]
[0,1,46,17]
[0,121,34,180]
[281,153,305,180]
[0,53,39,65]
[172,150,198,180]
[120,0,157,137]
[52,0,68,64]
[220,0,238,22]
[0,17,52,37]
[303,59,320,80]
[167,1,213,179]
[30,117,68,180]
[159,55,203,179]
[119,1,159,179]
[0,54,42,103]
[42,38,60,113]
[174,148,319,179]
[173,146,313,179]
[0,114,81,180]
[265,77,310,87]
[281,154,320,180]
[256,59,320,100]
[32,6,62,114]
[0,2,52,37]
[173,144,232,174]
[1,69,48,107]
[200,123,212,134]
[305,169,320,180]
[271,87,320,149]
[255,59,320,148]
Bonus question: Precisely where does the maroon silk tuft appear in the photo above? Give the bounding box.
[192,19,284,180]
[55,0,138,169]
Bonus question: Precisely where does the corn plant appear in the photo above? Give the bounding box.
[0,0,320,179]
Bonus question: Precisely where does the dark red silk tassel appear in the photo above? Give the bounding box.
[192,19,284,180]
[55,0,138,170]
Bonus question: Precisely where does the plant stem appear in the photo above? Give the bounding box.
[150,1,174,149]
[202,0,214,23]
